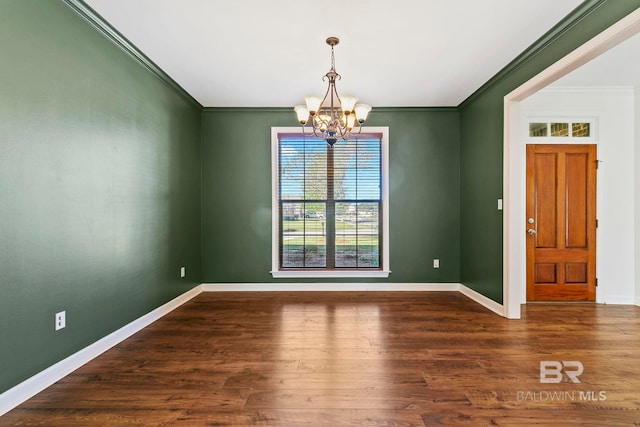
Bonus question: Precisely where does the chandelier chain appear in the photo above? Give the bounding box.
[330,45,335,72]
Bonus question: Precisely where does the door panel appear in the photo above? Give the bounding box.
[526,144,596,301]
[566,262,587,283]
[566,153,588,248]
[534,153,557,248]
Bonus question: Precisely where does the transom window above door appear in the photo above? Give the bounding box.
[527,118,596,140]
[271,127,390,278]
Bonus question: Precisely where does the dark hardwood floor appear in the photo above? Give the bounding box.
[3,292,640,426]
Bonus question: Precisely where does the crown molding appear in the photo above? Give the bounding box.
[371,106,458,113]
[459,0,608,109]
[201,107,293,113]
[201,106,458,113]
[62,0,202,109]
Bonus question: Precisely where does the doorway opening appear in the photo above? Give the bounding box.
[503,8,640,318]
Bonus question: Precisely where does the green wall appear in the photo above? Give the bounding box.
[4,0,640,400]
[201,108,461,283]
[0,0,201,393]
[459,0,640,303]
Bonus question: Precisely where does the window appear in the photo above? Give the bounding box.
[527,119,595,139]
[271,127,390,278]
[529,122,548,137]
[571,122,591,137]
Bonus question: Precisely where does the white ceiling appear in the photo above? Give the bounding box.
[84,0,584,107]
[550,30,640,88]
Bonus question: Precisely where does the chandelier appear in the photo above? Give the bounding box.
[294,37,372,147]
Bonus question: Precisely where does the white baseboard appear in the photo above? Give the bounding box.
[459,284,506,317]
[202,283,506,317]
[202,283,505,317]
[1,282,506,416]
[0,285,204,417]
[599,295,636,305]
[201,282,461,292]
[202,283,506,316]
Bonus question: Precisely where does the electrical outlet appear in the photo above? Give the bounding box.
[180,266,186,278]
[55,311,66,331]
[433,259,440,269]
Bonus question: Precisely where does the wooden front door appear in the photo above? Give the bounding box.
[526,144,597,301]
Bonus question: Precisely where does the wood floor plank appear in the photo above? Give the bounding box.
[223,371,426,390]
[173,408,426,426]
[421,408,640,426]
[2,291,640,425]
[244,386,471,410]
[0,409,187,426]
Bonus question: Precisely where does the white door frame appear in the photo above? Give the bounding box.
[502,7,640,319]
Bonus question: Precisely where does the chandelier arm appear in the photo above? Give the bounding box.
[310,80,335,137]
[312,112,331,129]
[299,123,316,137]
[312,127,326,139]
[337,123,351,140]
[319,80,333,108]
[329,84,335,120]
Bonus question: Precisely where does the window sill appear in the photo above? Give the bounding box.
[271,270,391,279]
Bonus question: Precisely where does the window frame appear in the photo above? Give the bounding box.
[271,126,390,278]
